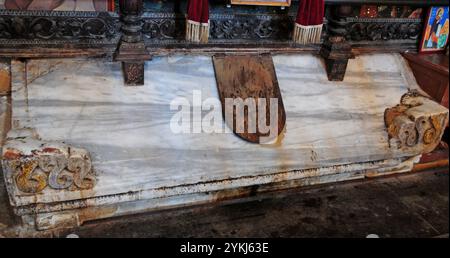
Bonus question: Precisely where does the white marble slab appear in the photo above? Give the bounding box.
[9,53,421,208]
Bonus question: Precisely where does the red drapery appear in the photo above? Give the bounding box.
[295,0,325,26]
[293,0,325,44]
[187,0,209,24]
[186,0,209,43]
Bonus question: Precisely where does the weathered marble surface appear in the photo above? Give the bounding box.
[6,54,428,224]
[0,96,9,145]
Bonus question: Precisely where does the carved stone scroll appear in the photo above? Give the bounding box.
[385,90,449,154]
[2,129,96,194]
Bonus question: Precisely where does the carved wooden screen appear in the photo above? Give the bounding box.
[231,0,291,7]
[0,0,114,11]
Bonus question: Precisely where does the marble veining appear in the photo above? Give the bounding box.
[9,53,421,206]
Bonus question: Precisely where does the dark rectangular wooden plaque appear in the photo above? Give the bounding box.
[213,54,286,144]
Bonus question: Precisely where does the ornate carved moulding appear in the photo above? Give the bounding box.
[2,128,96,196]
[385,90,449,155]
[0,1,435,83]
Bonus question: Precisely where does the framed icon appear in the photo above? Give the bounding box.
[419,6,449,53]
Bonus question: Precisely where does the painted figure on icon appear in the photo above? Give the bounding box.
[421,7,449,51]
[427,8,445,48]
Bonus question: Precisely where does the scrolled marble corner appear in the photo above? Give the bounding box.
[2,129,96,195]
[385,90,449,154]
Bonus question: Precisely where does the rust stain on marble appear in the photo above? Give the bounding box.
[77,205,118,225]
[3,148,24,160]
[15,159,47,194]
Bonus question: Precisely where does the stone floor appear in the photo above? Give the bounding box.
[73,169,450,238]
[1,165,448,237]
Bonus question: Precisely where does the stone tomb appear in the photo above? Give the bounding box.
[1,53,448,231]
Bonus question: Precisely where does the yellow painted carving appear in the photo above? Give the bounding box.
[15,160,48,193]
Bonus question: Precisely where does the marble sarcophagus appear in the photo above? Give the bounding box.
[0,0,448,234]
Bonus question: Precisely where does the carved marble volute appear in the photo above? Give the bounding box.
[385,90,449,154]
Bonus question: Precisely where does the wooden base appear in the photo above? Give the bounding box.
[122,62,145,86]
[320,37,354,82]
[323,58,349,82]
[115,42,151,86]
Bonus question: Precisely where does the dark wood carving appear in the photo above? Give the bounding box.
[140,12,295,43]
[142,13,184,40]
[213,54,286,144]
[320,5,354,81]
[0,0,444,83]
[122,61,145,86]
[114,0,151,86]
[0,10,120,49]
[346,18,422,41]
[0,3,428,55]
[0,11,118,40]
[210,13,293,41]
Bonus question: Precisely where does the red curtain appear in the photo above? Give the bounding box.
[187,0,209,24]
[108,0,115,11]
[295,0,325,26]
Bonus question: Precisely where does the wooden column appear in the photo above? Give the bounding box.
[115,0,151,86]
[320,5,354,81]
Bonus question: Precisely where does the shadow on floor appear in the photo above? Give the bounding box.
[65,170,449,238]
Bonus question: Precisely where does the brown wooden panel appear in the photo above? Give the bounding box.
[213,54,286,144]
[403,53,449,109]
